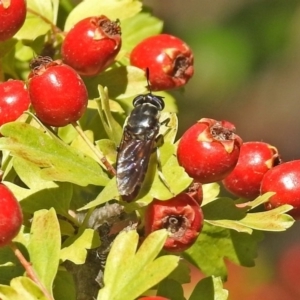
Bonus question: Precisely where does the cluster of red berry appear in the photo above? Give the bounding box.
[0,2,195,250]
[145,115,300,253]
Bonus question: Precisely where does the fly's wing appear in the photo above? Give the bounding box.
[116,138,154,202]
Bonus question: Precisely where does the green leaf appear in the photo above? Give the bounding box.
[84,66,147,100]
[159,112,178,144]
[64,0,142,31]
[0,39,17,58]
[60,228,100,264]
[202,198,251,233]
[121,11,163,53]
[189,276,228,300]
[167,259,191,284]
[183,223,264,279]
[203,198,294,233]
[0,244,24,285]
[78,177,118,210]
[95,85,124,145]
[202,183,221,205]
[96,139,118,165]
[0,122,109,186]
[53,269,76,300]
[0,277,47,300]
[27,209,61,295]
[157,279,186,300]
[236,204,295,231]
[15,0,59,40]
[134,142,192,204]
[4,180,73,217]
[98,230,179,300]
[243,192,276,211]
[2,156,73,216]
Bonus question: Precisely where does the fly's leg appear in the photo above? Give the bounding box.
[155,134,175,196]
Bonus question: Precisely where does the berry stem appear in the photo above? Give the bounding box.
[71,121,116,176]
[9,242,55,300]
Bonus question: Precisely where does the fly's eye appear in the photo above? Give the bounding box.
[133,94,164,110]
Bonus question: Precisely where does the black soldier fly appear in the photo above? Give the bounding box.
[116,70,168,202]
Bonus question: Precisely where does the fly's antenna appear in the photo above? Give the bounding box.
[145,67,152,94]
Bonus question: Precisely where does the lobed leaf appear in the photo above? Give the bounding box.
[121,11,163,53]
[183,223,264,279]
[202,183,221,205]
[60,228,100,264]
[15,0,59,40]
[78,177,118,210]
[53,269,76,300]
[85,66,147,100]
[0,277,47,300]
[27,209,61,295]
[64,0,142,31]
[203,198,294,233]
[0,122,109,186]
[189,276,228,300]
[98,230,179,300]
[237,204,295,231]
[157,279,185,300]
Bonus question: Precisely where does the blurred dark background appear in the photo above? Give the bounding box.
[143,0,300,298]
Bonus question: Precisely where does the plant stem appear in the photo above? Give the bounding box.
[9,242,55,300]
[71,122,116,176]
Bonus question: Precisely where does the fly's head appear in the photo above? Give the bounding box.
[133,93,165,111]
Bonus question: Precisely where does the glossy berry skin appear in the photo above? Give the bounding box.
[177,118,243,184]
[261,160,300,219]
[0,184,23,247]
[0,0,26,41]
[61,15,121,76]
[130,34,194,91]
[0,80,31,126]
[222,142,281,199]
[145,193,203,252]
[28,57,88,127]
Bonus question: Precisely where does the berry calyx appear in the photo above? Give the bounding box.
[260,160,300,219]
[0,80,31,126]
[222,141,281,199]
[28,56,88,127]
[61,15,122,76]
[0,184,23,247]
[186,181,203,205]
[177,118,243,183]
[130,34,194,91]
[144,193,203,252]
[0,0,27,41]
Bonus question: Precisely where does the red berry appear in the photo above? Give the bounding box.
[61,16,122,76]
[145,193,203,252]
[130,34,194,91]
[0,0,26,41]
[222,141,281,199]
[260,160,300,219]
[0,184,23,247]
[28,57,88,127]
[177,118,243,183]
[0,80,31,126]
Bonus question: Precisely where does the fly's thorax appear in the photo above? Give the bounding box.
[126,103,161,139]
